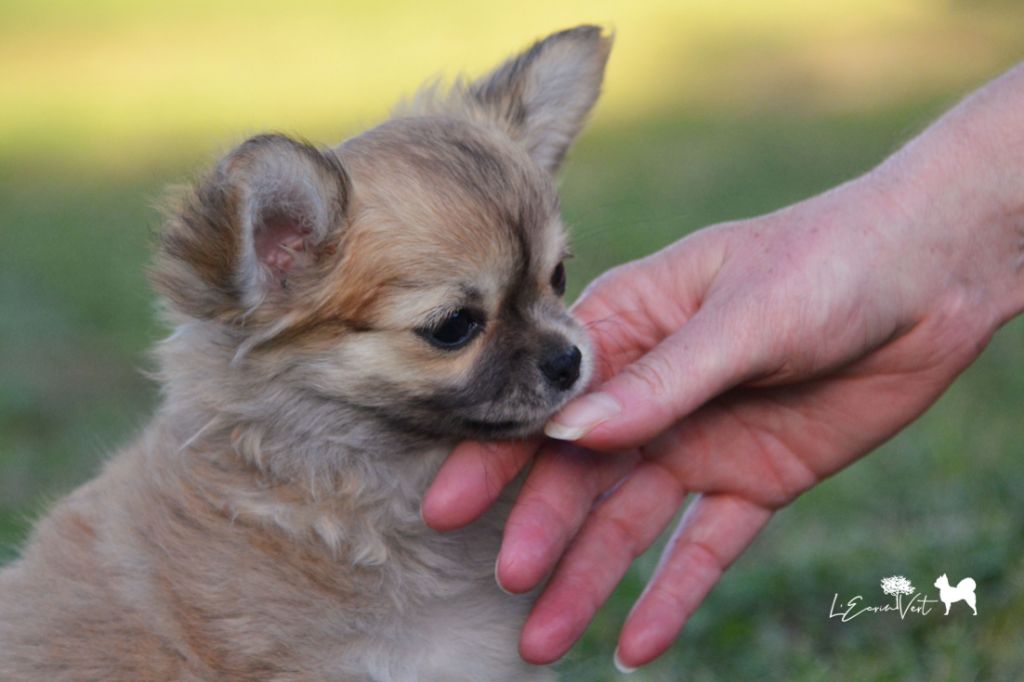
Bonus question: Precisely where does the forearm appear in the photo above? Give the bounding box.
[874,62,1024,327]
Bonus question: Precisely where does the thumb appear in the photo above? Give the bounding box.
[545,307,750,451]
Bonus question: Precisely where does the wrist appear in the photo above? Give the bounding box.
[867,68,1024,328]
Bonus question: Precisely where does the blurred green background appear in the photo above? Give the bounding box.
[2,1,1023,679]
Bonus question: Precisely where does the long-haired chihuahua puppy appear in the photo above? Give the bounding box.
[0,26,610,681]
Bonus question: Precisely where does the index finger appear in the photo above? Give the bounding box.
[421,439,539,531]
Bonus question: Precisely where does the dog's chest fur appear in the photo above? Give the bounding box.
[0,417,551,681]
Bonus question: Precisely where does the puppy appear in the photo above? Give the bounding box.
[0,26,610,681]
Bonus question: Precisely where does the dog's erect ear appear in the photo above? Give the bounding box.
[154,134,350,321]
[469,25,612,174]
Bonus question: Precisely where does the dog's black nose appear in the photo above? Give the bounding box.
[539,345,582,391]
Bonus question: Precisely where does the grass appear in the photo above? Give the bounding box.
[2,1,1024,679]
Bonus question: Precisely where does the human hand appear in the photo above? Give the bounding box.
[423,66,1024,671]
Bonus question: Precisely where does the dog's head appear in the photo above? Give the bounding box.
[154,26,611,440]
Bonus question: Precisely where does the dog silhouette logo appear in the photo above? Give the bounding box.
[933,574,977,615]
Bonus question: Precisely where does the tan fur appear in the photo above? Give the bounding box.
[0,26,612,681]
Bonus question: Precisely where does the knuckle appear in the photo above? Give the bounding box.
[650,542,721,612]
[622,353,675,402]
[485,442,534,488]
[505,495,561,543]
[682,539,725,580]
[593,505,644,558]
[482,454,521,500]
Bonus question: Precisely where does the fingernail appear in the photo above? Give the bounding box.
[613,647,637,674]
[544,392,621,441]
[419,486,445,527]
[495,555,514,596]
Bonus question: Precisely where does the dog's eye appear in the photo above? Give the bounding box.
[419,308,483,350]
[550,262,566,296]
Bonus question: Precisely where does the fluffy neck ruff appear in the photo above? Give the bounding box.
[150,322,459,564]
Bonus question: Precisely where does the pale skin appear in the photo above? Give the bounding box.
[422,64,1024,670]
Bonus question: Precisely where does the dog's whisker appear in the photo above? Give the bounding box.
[178,415,223,453]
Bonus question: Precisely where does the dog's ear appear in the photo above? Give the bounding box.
[469,25,612,174]
[154,134,350,321]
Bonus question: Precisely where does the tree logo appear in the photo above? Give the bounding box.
[880,575,915,613]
